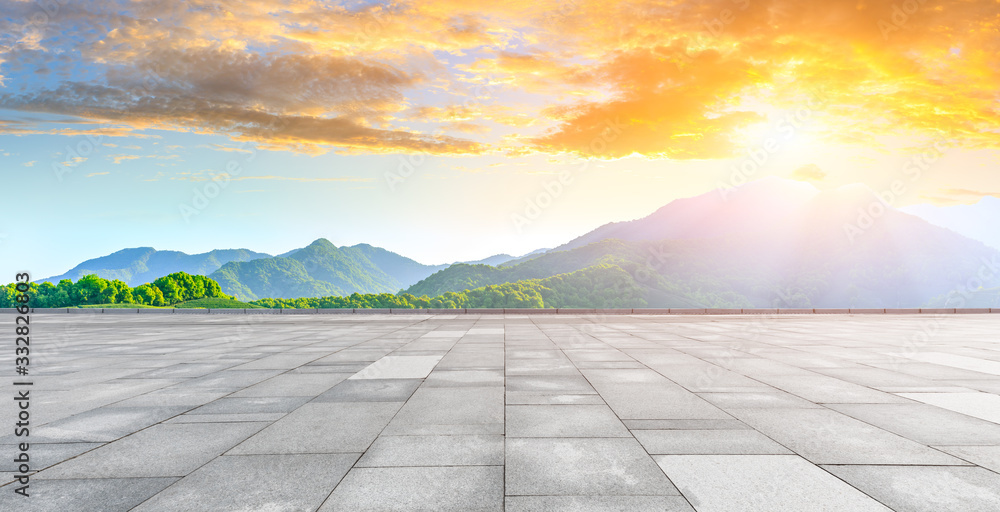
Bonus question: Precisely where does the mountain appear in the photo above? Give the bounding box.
[498,248,551,267]
[209,257,343,300]
[901,196,1000,250]
[41,247,272,286]
[554,177,819,252]
[407,179,1000,308]
[209,239,449,300]
[463,254,517,266]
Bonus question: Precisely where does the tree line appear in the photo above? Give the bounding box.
[0,272,228,308]
[2,264,647,309]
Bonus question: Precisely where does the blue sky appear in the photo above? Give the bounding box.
[2,0,999,279]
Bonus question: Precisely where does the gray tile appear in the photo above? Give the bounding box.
[424,370,504,387]
[0,443,101,473]
[165,412,286,423]
[351,355,444,379]
[581,369,730,420]
[40,422,269,478]
[0,477,178,512]
[506,375,596,393]
[320,466,503,511]
[934,445,1000,473]
[729,408,965,465]
[822,465,1000,512]
[506,438,678,496]
[634,429,792,454]
[506,405,631,437]
[896,392,1000,423]
[357,435,503,467]
[505,496,695,511]
[505,393,607,405]
[384,387,503,435]
[697,390,823,409]
[191,396,311,414]
[15,406,190,443]
[312,379,422,402]
[229,372,352,397]
[747,374,909,403]
[230,402,402,454]
[623,419,750,430]
[826,403,1000,445]
[656,455,892,512]
[133,454,357,511]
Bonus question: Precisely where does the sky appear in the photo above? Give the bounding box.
[1,0,1000,279]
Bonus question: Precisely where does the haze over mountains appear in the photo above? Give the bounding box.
[41,248,272,286]
[409,178,1000,308]
[901,196,1000,251]
[41,178,1000,307]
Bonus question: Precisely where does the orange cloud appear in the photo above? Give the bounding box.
[1,0,998,160]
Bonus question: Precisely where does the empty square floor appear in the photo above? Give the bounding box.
[3,312,1000,511]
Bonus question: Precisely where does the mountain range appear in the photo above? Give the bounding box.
[41,247,273,286]
[407,179,1000,308]
[901,196,1000,251]
[41,178,1000,307]
[41,241,522,301]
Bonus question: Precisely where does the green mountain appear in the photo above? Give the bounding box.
[209,239,447,300]
[249,263,650,309]
[41,247,272,286]
[407,181,1000,308]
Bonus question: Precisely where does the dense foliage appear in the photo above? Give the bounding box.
[209,239,447,300]
[249,264,645,309]
[1,272,228,308]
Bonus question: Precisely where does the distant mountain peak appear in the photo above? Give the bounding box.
[307,238,336,249]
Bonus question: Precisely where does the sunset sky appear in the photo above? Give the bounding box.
[2,0,999,278]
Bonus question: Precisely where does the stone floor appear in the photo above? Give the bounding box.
[2,313,1000,511]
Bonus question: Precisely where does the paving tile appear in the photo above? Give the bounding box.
[896,392,1000,423]
[165,412,286,423]
[822,464,1000,512]
[312,379,422,402]
[505,496,695,511]
[0,443,102,473]
[39,422,269,478]
[190,396,311,414]
[9,406,190,443]
[505,393,607,405]
[934,445,1000,473]
[826,403,1000,445]
[132,454,358,511]
[623,419,749,430]
[351,355,444,379]
[506,375,597,393]
[229,372,352,397]
[356,435,503,467]
[633,429,792,455]
[697,390,823,409]
[320,466,502,511]
[656,455,892,512]
[506,405,631,437]
[18,312,1000,511]
[0,477,178,512]
[506,438,679,496]
[729,408,965,465]
[384,387,503,435]
[423,370,504,387]
[904,352,1000,376]
[747,373,909,403]
[581,369,730,420]
[229,402,403,454]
